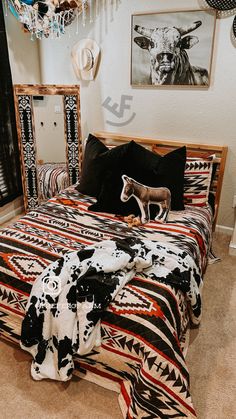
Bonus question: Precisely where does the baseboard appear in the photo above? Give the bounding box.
[215,224,233,236]
[0,204,24,225]
[229,242,236,256]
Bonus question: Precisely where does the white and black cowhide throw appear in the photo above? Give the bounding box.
[20,237,202,381]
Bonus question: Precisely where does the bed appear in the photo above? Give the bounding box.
[0,133,227,418]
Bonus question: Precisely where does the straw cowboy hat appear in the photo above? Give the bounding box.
[71,39,100,81]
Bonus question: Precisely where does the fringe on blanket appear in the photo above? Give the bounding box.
[208,247,221,264]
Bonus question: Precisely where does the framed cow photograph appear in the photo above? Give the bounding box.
[131,9,216,87]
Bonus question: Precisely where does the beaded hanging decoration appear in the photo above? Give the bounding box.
[203,0,236,39]
[204,0,236,11]
[4,0,91,39]
[6,1,235,42]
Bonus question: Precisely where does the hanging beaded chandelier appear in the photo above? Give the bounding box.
[4,0,94,39]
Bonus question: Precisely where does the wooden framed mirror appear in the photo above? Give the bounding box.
[13,85,82,212]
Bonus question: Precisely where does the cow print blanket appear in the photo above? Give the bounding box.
[20,237,202,383]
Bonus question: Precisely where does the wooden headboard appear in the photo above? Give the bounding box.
[93,131,228,229]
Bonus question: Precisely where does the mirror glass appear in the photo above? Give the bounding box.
[33,95,69,203]
[34,95,65,163]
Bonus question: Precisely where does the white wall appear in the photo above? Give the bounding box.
[4,10,41,83]
[38,0,236,229]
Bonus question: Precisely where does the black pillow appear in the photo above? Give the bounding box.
[89,143,186,216]
[89,168,138,216]
[126,141,162,176]
[77,134,132,197]
[151,145,186,210]
[77,134,108,197]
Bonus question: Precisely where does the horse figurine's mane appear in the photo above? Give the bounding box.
[121,175,171,224]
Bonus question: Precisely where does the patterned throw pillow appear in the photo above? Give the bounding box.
[184,157,213,206]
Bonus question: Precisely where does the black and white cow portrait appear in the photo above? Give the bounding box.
[132,11,216,86]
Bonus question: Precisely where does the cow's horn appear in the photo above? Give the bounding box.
[134,25,154,38]
[176,21,202,36]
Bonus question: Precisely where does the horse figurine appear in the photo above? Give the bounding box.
[121,175,171,224]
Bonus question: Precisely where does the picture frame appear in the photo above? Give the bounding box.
[131,9,216,87]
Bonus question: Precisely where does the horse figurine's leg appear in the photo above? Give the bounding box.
[155,201,169,223]
[165,195,171,222]
[155,205,163,222]
[160,208,168,223]
[136,198,150,224]
[154,203,162,222]
[161,197,171,222]
[142,202,150,224]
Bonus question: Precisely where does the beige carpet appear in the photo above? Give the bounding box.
[0,233,235,419]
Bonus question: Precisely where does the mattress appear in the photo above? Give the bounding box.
[0,186,213,418]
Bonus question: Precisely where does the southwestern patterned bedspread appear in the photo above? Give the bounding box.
[0,186,213,418]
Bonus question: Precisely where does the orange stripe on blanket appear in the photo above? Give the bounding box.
[120,383,131,415]
[0,281,30,297]
[0,302,25,317]
[184,194,207,198]
[185,171,210,174]
[77,361,122,384]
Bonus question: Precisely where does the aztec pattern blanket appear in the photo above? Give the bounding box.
[0,186,213,418]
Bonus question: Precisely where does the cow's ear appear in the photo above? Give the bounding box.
[181,36,199,49]
[134,36,150,49]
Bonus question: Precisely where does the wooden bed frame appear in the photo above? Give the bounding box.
[93,132,228,230]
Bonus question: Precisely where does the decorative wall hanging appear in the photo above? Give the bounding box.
[131,9,216,87]
[202,0,236,39]
[71,38,100,81]
[4,0,93,39]
[13,85,82,212]
[204,0,236,11]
